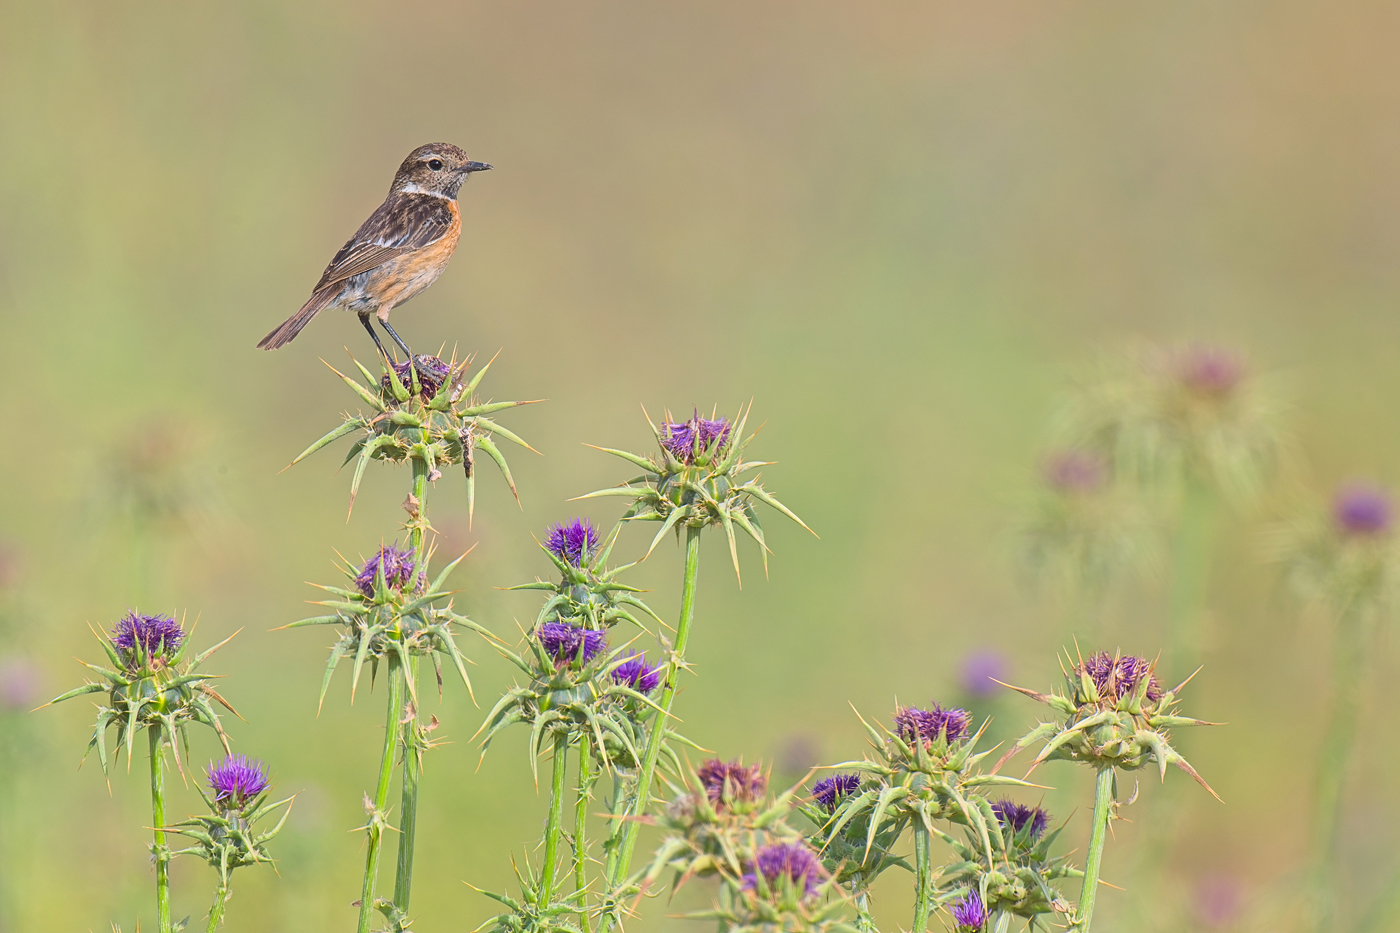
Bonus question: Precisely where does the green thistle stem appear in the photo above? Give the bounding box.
[574,745,593,933]
[1077,766,1115,931]
[1307,601,1367,932]
[149,728,172,933]
[608,524,703,894]
[358,656,405,933]
[538,733,570,909]
[911,820,933,933]
[205,880,230,933]
[601,772,635,895]
[854,891,876,933]
[393,453,431,913]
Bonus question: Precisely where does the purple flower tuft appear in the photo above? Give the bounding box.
[1174,344,1245,396]
[1080,652,1161,703]
[893,702,971,747]
[355,545,417,598]
[611,653,661,693]
[0,655,42,711]
[959,650,1007,698]
[990,799,1050,839]
[1333,482,1393,537]
[207,754,269,809]
[381,354,453,401]
[661,412,732,465]
[950,891,988,931]
[811,773,861,812]
[546,518,600,567]
[110,612,185,663]
[1042,450,1107,494]
[536,622,606,665]
[742,842,823,900]
[697,758,767,809]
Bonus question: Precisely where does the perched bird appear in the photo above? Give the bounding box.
[257,143,491,356]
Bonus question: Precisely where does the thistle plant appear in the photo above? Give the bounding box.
[995,650,1219,931]
[1266,480,1400,931]
[45,611,239,933]
[279,348,535,933]
[167,754,293,931]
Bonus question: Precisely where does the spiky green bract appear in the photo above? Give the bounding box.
[280,550,493,709]
[291,350,541,525]
[994,649,1219,798]
[801,706,1037,896]
[474,621,686,780]
[1265,489,1400,615]
[929,803,1080,930]
[167,780,293,929]
[577,405,814,582]
[508,524,664,634]
[46,621,238,777]
[467,854,590,933]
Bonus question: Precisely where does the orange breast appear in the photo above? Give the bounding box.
[375,201,462,314]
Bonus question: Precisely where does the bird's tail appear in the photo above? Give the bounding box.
[257,290,336,350]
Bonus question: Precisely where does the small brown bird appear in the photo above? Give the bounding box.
[257,143,491,356]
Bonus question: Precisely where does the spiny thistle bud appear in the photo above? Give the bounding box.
[535,622,606,665]
[1333,482,1393,537]
[546,518,599,567]
[990,799,1049,840]
[110,612,185,670]
[949,891,988,932]
[381,355,454,402]
[996,648,1218,798]
[612,652,661,694]
[959,650,1007,699]
[1174,343,1246,397]
[353,544,418,598]
[811,773,860,813]
[207,754,269,811]
[698,758,767,811]
[580,404,813,582]
[893,702,970,747]
[1267,480,1400,612]
[742,842,824,901]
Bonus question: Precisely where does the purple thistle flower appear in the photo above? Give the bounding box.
[1333,482,1393,537]
[959,650,1007,698]
[536,622,606,665]
[1042,450,1107,494]
[811,773,861,813]
[611,653,661,693]
[1174,344,1245,397]
[381,354,452,401]
[893,702,971,747]
[1080,652,1162,703]
[696,758,767,808]
[546,518,600,567]
[661,412,732,465]
[950,891,988,931]
[109,612,185,663]
[0,655,42,711]
[354,545,417,598]
[742,842,823,900]
[990,799,1050,839]
[207,754,269,809]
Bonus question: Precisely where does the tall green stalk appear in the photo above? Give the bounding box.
[1076,767,1115,931]
[539,734,571,908]
[1307,601,1367,932]
[205,882,229,933]
[574,746,593,933]
[608,526,703,888]
[1168,476,1218,675]
[149,728,172,933]
[358,656,405,933]
[393,452,431,913]
[911,820,933,933]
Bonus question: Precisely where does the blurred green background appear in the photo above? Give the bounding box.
[2,1,1399,931]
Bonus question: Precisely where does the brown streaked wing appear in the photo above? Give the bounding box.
[313,194,456,291]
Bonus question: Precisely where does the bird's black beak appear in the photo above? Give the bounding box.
[461,161,492,173]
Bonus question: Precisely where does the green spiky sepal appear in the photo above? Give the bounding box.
[475,634,691,780]
[578,405,815,582]
[167,786,293,887]
[994,651,1220,798]
[46,628,239,777]
[508,526,664,633]
[289,350,541,524]
[813,710,1041,877]
[684,867,854,933]
[930,799,1080,929]
[279,552,495,710]
[467,855,590,933]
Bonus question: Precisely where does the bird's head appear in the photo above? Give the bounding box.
[390,143,491,198]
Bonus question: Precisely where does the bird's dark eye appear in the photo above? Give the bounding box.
[427,159,444,171]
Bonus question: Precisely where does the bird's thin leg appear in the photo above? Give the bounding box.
[359,312,394,363]
[380,320,414,361]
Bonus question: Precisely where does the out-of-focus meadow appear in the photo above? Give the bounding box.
[2,2,1400,930]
